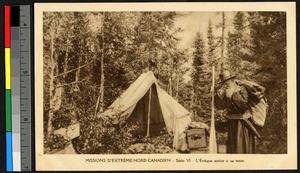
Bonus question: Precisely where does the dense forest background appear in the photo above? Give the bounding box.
[43,11,287,154]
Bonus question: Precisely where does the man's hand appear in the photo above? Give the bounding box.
[212,84,223,94]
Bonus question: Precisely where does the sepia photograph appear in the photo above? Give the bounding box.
[35,2,296,170]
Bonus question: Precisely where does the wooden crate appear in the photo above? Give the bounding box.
[186,128,208,149]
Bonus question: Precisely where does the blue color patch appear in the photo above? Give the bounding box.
[6,132,13,171]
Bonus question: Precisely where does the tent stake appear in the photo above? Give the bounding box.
[147,86,152,137]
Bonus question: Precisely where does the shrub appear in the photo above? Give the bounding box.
[123,128,174,154]
[51,109,72,130]
[124,143,173,154]
[72,117,139,154]
[44,133,69,152]
[72,117,175,154]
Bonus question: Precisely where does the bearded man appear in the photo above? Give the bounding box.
[214,70,267,154]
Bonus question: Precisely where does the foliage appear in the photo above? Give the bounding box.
[44,133,69,151]
[51,109,72,130]
[191,32,210,120]
[72,118,174,154]
[206,20,217,67]
[72,117,139,154]
[43,11,287,154]
[138,130,173,147]
[124,129,174,154]
[248,12,287,153]
[226,12,260,80]
[124,143,173,154]
[43,11,190,152]
[190,12,287,153]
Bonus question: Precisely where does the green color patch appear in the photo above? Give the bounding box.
[5,90,12,131]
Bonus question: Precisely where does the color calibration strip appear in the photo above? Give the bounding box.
[5,5,13,172]
[4,5,31,171]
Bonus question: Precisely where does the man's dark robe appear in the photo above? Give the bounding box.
[215,82,261,154]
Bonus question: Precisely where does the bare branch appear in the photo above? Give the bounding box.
[56,78,89,88]
[53,61,94,79]
[54,54,101,79]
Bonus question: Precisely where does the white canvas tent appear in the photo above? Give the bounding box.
[98,71,192,150]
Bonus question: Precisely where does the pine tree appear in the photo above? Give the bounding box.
[227,12,245,72]
[248,12,287,153]
[220,12,226,60]
[227,12,256,78]
[130,12,182,90]
[210,12,228,73]
[207,20,216,67]
[192,32,210,121]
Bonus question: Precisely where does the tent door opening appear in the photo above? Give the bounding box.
[127,84,165,136]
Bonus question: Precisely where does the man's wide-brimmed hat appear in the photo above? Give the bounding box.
[218,70,236,84]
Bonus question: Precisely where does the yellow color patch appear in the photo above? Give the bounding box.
[5,48,11,89]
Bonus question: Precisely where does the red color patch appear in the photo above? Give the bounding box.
[4,6,11,48]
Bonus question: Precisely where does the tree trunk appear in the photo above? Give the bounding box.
[221,12,225,59]
[63,39,70,79]
[47,32,55,140]
[95,47,105,115]
[99,51,105,113]
[75,60,81,81]
[220,12,226,71]
[168,77,172,96]
[192,90,197,116]
[168,58,173,96]
[175,70,179,100]
[95,15,105,116]
[75,41,83,82]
